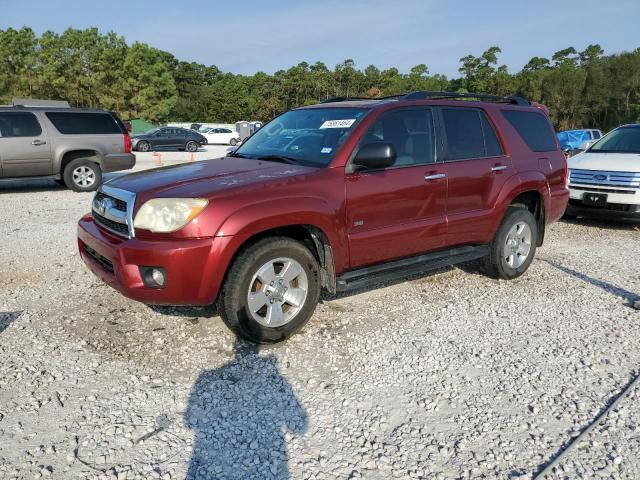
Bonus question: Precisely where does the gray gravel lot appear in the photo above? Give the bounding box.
[1,150,639,479]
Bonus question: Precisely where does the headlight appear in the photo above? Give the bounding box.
[133,198,208,233]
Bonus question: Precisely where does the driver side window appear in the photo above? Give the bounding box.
[362,108,436,167]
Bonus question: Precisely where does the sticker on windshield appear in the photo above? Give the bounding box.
[321,147,332,154]
[320,119,356,129]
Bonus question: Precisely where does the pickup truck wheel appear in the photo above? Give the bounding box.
[481,207,538,280]
[63,159,102,192]
[218,237,321,344]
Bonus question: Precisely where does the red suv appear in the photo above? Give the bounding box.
[77,92,569,343]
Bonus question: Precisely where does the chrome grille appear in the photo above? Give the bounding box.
[91,185,136,238]
[569,169,640,189]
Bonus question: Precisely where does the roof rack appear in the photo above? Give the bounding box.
[12,98,70,108]
[320,96,372,103]
[401,91,529,106]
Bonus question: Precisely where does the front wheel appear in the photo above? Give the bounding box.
[229,138,238,146]
[186,141,198,152]
[218,237,321,344]
[481,207,538,280]
[137,141,151,152]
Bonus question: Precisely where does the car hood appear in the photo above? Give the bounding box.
[568,151,640,172]
[105,157,317,198]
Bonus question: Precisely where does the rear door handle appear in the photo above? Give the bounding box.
[490,165,507,172]
[424,173,447,181]
[31,140,46,146]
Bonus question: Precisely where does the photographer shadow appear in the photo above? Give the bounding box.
[184,337,307,479]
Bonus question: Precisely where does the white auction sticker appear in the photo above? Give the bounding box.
[320,119,356,129]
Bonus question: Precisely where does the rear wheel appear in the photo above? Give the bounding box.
[229,138,238,146]
[218,237,321,344]
[481,207,538,279]
[63,159,102,192]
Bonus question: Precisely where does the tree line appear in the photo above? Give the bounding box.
[1,27,639,131]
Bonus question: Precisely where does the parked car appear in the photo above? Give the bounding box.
[0,105,135,192]
[201,127,241,146]
[557,128,603,154]
[78,91,569,343]
[566,124,640,222]
[131,127,206,152]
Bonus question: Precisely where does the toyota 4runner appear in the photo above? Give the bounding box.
[77,91,569,344]
[0,104,135,191]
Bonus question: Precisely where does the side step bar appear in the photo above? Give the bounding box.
[335,245,489,293]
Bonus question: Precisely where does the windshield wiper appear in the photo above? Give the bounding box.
[256,155,299,165]
[229,152,249,158]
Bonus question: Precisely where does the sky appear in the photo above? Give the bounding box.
[0,0,638,77]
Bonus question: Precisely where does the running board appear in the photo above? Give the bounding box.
[336,245,489,292]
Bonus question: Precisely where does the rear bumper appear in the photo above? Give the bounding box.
[102,153,136,173]
[566,200,640,222]
[77,215,232,305]
[547,187,570,224]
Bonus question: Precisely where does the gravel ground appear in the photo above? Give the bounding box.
[1,153,639,479]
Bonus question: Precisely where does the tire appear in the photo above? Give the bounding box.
[218,237,321,344]
[137,141,151,152]
[480,207,538,280]
[229,138,238,146]
[186,141,198,152]
[63,159,102,192]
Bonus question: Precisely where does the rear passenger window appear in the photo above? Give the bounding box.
[501,110,557,152]
[46,112,121,135]
[361,108,436,167]
[0,112,42,137]
[442,108,499,160]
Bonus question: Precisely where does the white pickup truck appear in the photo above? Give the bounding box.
[566,124,640,221]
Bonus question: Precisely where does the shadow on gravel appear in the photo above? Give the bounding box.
[185,338,308,479]
[148,304,218,318]
[561,217,640,231]
[543,259,639,306]
[0,311,22,334]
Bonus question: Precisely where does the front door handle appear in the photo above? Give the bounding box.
[491,165,507,172]
[31,140,46,146]
[424,173,447,181]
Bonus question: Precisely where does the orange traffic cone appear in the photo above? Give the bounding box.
[189,152,195,162]
[154,152,163,167]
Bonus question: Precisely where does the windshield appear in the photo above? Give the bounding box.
[146,127,160,135]
[232,107,368,167]
[589,126,640,154]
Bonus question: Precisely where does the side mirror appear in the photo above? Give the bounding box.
[351,142,396,171]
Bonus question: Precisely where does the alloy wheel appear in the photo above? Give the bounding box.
[246,257,308,327]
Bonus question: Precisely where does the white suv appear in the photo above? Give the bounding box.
[566,124,640,221]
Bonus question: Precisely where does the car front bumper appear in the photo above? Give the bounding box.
[77,214,233,305]
[566,199,640,222]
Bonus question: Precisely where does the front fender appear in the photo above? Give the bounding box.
[216,196,349,273]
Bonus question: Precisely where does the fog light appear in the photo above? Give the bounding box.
[151,269,165,286]
[140,266,166,288]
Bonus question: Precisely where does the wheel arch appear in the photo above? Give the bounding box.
[58,149,103,177]
[216,223,339,300]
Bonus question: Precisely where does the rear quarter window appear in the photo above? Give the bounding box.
[501,110,557,152]
[46,112,122,135]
